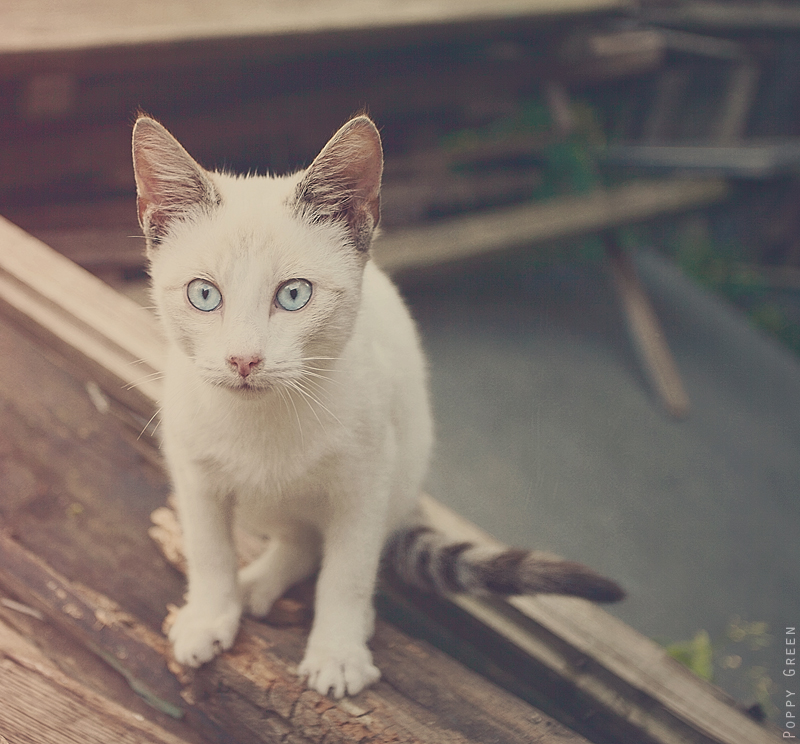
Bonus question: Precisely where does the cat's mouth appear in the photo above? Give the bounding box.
[209,375,274,396]
[201,364,303,396]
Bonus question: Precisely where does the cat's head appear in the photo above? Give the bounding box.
[132,115,383,394]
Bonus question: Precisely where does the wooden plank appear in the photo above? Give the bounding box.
[0,212,781,744]
[643,1,800,31]
[419,496,783,744]
[0,28,661,201]
[0,0,632,59]
[0,598,211,744]
[0,222,589,742]
[714,61,760,145]
[0,618,196,744]
[605,234,690,419]
[605,142,800,178]
[373,177,730,275]
[0,531,587,744]
[0,532,187,723]
[0,216,162,423]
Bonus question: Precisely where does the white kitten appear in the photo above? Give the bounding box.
[132,115,623,699]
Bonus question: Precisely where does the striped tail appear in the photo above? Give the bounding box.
[383,526,625,603]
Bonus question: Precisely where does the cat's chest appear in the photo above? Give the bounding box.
[167,389,332,493]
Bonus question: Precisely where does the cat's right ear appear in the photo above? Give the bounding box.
[132,116,220,249]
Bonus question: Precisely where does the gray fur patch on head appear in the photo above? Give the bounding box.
[293,116,383,253]
[132,116,221,250]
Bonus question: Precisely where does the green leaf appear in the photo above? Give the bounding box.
[665,630,714,681]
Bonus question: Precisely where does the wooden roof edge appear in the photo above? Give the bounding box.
[0,0,637,76]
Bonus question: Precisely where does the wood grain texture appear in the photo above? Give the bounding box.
[0,531,587,744]
[0,262,586,743]
[0,618,194,744]
[0,216,162,423]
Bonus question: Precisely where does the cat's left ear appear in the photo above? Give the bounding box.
[132,116,220,250]
[294,116,383,252]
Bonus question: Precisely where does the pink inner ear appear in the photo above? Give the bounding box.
[133,152,161,224]
[131,117,220,239]
[346,124,383,225]
[136,194,149,226]
[298,116,384,239]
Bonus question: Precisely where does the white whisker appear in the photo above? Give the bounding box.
[284,379,327,433]
[278,384,305,448]
[124,371,165,390]
[295,379,344,429]
[138,405,162,440]
[302,369,343,389]
[301,376,337,409]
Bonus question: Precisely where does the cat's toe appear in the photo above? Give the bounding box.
[298,645,380,698]
[169,601,242,667]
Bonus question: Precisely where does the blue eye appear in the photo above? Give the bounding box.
[276,279,312,311]
[187,279,222,312]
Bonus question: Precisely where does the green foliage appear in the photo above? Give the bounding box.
[661,617,777,718]
[440,95,606,201]
[665,630,714,681]
[750,303,800,355]
[438,95,608,267]
[670,216,800,357]
[440,97,800,358]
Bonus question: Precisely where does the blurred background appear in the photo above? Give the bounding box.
[1,0,798,722]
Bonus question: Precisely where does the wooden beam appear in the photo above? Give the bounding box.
[0,214,781,744]
[420,497,783,744]
[605,234,690,419]
[0,216,162,424]
[373,177,729,275]
[0,0,632,60]
[605,142,800,178]
[0,530,587,744]
[643,1,800,31]
[0,32,661,202]
[0,532,187,723]
[374,177,726,420]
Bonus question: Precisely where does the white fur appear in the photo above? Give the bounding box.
[146,152,433,697]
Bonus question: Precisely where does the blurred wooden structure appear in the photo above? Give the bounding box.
[0,1,705,418]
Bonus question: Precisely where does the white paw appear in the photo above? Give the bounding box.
[298,644,380,698]
[168,600,242,667]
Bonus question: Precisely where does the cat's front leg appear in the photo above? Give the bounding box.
[169,466,241,667]
[298,500,387,698]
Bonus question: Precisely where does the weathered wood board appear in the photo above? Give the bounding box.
[0,617,197,744]
[0,28,662,205]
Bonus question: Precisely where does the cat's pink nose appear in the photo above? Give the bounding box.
[229,355,262,378]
